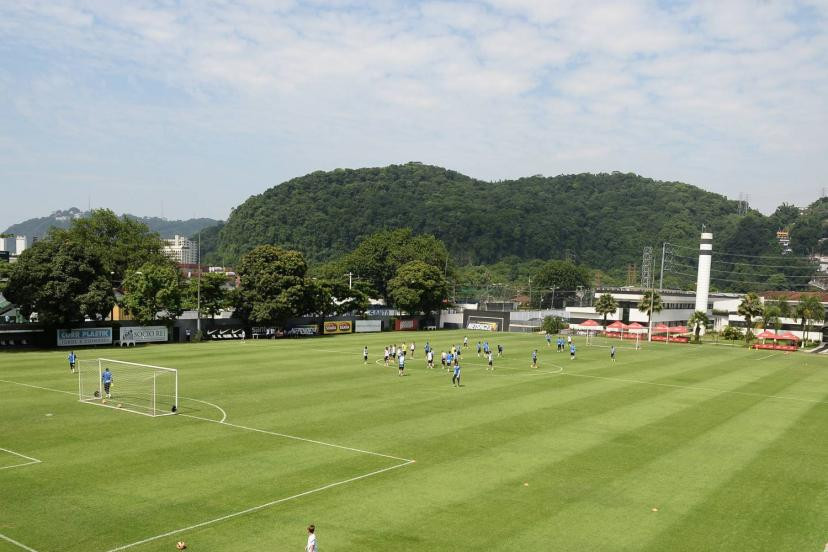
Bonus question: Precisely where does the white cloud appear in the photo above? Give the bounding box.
[0,0,826,225]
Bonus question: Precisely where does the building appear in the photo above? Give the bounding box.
[565,288,740,328]
[162,235,198,264]
[710,291,828,343]
[0,235,29,256]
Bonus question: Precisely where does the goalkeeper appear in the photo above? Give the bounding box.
[102,367,113,399]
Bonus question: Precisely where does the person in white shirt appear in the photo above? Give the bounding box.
[410,341,415,357]
[426,349,434,369]
[306,525,317,552]
[487,351,494,371]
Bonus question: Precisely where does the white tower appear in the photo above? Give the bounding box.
[695,232,713,313]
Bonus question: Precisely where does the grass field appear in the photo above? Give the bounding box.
[1,330,827,551]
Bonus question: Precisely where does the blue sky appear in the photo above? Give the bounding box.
[1,1,827,227]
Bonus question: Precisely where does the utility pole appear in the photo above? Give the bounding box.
[196,229,201,333]
[659,243,667,290]
[346,272,353,289]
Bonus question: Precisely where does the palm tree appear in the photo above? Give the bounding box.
[638,291,663,341]
[737,292,764,346]
[594,293,618,327]
[797,295,824,348]
[687,310,709,343]
[760,305,780,332]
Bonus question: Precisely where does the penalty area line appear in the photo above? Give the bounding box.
[0,448,42,471]
[0,532,41,552]
[104,459,415,552]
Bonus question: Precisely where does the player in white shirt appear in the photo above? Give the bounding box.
[398,352,405,376]
[487,351,494,371]
[384,347,390,367]
[410,341,415,358]
[306,525,317,552]
[427,349,434,369]
[363,346,368,365]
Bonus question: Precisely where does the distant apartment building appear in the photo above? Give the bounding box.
[162,235,198,264]
[0,235,29,257]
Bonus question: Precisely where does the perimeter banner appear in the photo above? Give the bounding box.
[56,327,113,347]
[323,321,353,334]
[119,326,168,344]
[467,322,498,331]
[286,325,318,336]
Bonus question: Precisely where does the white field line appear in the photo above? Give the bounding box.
[0,379,75,396]
[104,459,414,552]
[0,378,226,422]
[756,353,782,361]
[0,448,42,471]
[0,532,41,552]
[182,414,414,463]
[0,378,416,550]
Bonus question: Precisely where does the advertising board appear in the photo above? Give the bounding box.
[286,325,318,336]
[323,320,353,334]
[467,322,498,331]
[119,326,168,345]
[395,319,419,331]
[354,320,382,333]
[57,327,113,347]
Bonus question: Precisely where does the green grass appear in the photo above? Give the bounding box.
[1,330,826,551]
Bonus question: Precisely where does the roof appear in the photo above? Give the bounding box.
[760,291,828,302]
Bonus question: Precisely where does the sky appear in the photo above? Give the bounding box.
[1,1,827,228]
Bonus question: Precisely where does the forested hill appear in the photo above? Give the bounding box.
[211,163,811,271]
[214,164,736,269]
[3,208,221,240]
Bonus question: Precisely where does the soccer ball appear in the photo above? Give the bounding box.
[102,399,107,404]
[176,542,187,550]
[117,403,123,408]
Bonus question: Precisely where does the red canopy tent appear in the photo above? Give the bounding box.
[604,320,628,340]
[753,330,799,351]
[667,325,688,334]
[580,319,600,327]
[627,322,646,332]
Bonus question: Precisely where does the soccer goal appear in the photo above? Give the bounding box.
[78,358,178,417]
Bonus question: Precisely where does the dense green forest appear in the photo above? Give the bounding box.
[190,163,824,293]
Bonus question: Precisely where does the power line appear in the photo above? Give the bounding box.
[666,250,816,270]
[664,269,817,287]
[666,242,810,261]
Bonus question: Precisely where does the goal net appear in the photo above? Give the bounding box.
[78,358,178,417]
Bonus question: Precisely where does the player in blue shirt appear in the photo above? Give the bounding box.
[476,341,482,357]
[101,367,113,399]
[610,345,616,363]
[398,352,405,376]
[68,351,77,373]
[483,341,490,355]
[570,343,576,360]
[531,349,538,368]
[546,332,552,347]
[446,352,453,371]
[451,358,461,387]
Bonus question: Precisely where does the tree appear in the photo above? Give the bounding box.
[687,311,710,343]
[533,260,591,292]
[121,262,184,323]
[759,305,780,332]
[594,293,618,327]
[50,209,168,285]
[721,325,743,341]
[637,291,663,338]
[737,292,764,346]
[234,245,313,325]
[184,272,230,320]
[387,260,448,315]
[542,316,567,334]
[343,228,450,303]
[4,238,114,326]
[796,295,824,347]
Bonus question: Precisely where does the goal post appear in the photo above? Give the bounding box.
[77,358,178,417]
